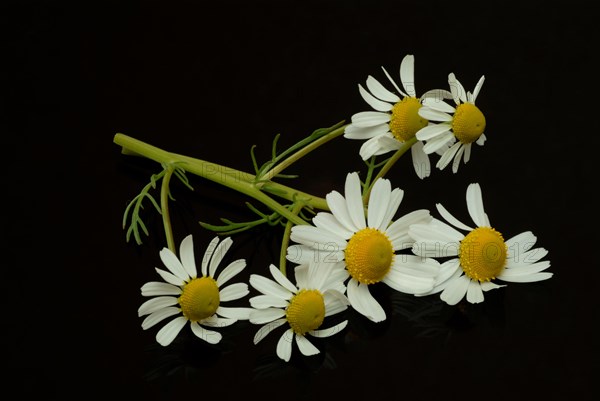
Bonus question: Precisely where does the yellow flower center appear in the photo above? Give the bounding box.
[344,228,395,284]
[286,289,325,335]
[452,103,486,144]
[459,227,507,282]
[389,97,428,142]
[178,277,220,322]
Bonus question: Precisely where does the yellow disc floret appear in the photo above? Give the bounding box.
[286,289,325,335]
[178,277,220,322]
[390,97,428,142]
[345,228,394,284]
[459,227,507,282]
[452,103,486,144]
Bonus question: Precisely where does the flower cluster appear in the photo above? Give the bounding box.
[117,54,552,363]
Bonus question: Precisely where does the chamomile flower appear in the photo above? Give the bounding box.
[287,172,440,323]
[409,183,552,305]
[416,73,487,173]
[344,54,452,179]
[138,235,251,346]
[249,262,350,362]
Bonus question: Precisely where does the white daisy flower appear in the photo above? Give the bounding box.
[344,54,452,179]
[287,172,440,323]
[249,262,350,362]
[138,235,251,346]
[409,183,552,305]
[416,73,487,173]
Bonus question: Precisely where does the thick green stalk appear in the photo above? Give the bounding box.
[114,133,308,226]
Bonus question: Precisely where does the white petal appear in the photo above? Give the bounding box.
[418,107,453,122]
[141,307,181,330]
[350,111,391,128]
[250,294,290,309]
[451,145,465,173]
[309,320,348,338]
[436,141,461,170]
[190,321,222,344]
[345,172,367,230]
[440,275,470,305]
[344,123,389,140]
[219,282,249,302]
[400,54,416,97]
[435,203,473,231]
[480,281,505,292]
[507,247,548,266]
[421,97,456,113]
[366,75,400,102]
[155,267,185,286]
[216,306,252,320]
[346,279,386,322]
[216,259,246,287]
[378,187,404,231]
[266,264,297,293]
[377,134,403,152]
[276,328,294,362]
[498,272,553,283]
[448,73,467,103]
[416,123,452,141]
[463,143,472,163]
[296,335,320,356]
[156,316,187,346]
[201,315,237,328]
[367,177,391,230]
[499,261,551,277]
[421,88,453,101]
[313,212,354,240]
[287,245,316,265]
[249,274,293,300]
[422,132,454,154]
[411,141,431,179]
[253,318,287,344]
[138,296,178,317]
[179,234,197,278]
[466,281,484,304]
[381,65,406,97]
[250,308,287,324]
[434,258,461,286]
[359,84,394,112]
[466,183,490,227]
[323,289,350,316]
[290,225,347,249]
[201,236,220,277]
[159,248,188,281]
[326,191,359,232]
[387,209,432,249]
[472,75,485,103]
[208,237,233,278]
[506,231,537,260]
[383,269,435,295]
[358,137,384,160]
[294,264,309,289]
[476,133,487,146]
[141,281,181,297]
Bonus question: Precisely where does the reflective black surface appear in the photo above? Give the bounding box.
[6,1,598,399]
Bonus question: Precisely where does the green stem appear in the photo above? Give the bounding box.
[261,124,348,181]
[362,137,417,204]
[279,202,305,277]
[160,165,176,252]
[114,134,310,226]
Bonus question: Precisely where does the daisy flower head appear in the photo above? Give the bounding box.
[287,172,440,323]
[248,262,350,362]
[409,183,552,306]
[138,235,251,346]
[416,73,487,173]
[344,54,452,179]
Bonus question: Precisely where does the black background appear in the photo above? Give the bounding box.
[4,0,598,400]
